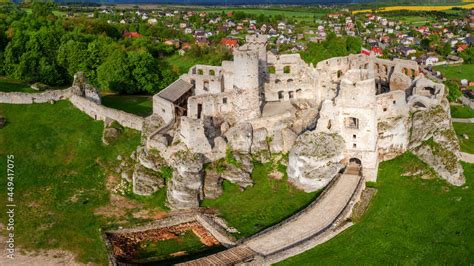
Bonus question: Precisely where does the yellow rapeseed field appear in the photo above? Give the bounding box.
[353,3,474,14]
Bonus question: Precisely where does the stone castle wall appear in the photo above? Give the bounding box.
[70,95,144,131]
[0,88,77,104]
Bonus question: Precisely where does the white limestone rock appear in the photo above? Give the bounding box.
[225,122,253,154]
[251,127,269,153]
[287,131,345,192]
[409,105,465,186]
[270,128,297,153]
[132,164,164,196]
[166,149,203,210]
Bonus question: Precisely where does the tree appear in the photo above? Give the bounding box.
[128,50,160,94]
[97,49,132,93]
[445,80,462,102]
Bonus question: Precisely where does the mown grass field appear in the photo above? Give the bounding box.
[453,122,474,154]
[202,162,318,238]
[0,77,36,93]
[279,152,474,265]
[451,105,474,118]
[353,3,474,14]
[434,64,474,81]
[0,101,141,264]
[101,95,153,117]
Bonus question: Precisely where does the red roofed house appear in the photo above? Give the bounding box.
[123,32,142,39]
[220,38,239,49]
[371,47,383,57]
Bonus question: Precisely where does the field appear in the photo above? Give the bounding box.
[0,101,142,264]
[434,64,474,81]
[101,95,153,117]
[279,153,474,265]
[453,122,474,154]
[204,8,328,21]
[450,105,474,118]
[353,3,474,14]
[0,77,36,93]
[202,161,318,238]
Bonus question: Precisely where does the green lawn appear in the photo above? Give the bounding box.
[201,162,318,238]
[434,64,474,81]
[101,95,153,117]
[451,104,474,118]
[453,122,474,154]
[279,153,474,265]
[0,101,141,264]
[0,77,36,93]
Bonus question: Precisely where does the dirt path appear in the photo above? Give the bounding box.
[0,233,85,266]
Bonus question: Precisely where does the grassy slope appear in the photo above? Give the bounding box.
[434,64,474,81]
[453,122,474,154]
[0,101,141,264]
[201,162,318,238]
[101,95,153,117]
[0,77,36,93]
[451,105,474,118]
[279,153,474,265]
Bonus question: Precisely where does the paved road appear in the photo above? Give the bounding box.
[244,173,361,256]
[452,118,474,123]
[460,152,474,163]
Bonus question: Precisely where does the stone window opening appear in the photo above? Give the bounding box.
[353,143,357,148]
[383,107,387,112]
[345,117,359,129]
[190,79,196,86]
[289,91,294,99]
[197,103,203,119]
[209,69,216,76]
[327,120,332,130]
[296,89,302,96]
[278,91,284,100]
[203,81,209,91]
[284,65,291,74]
[223,97,227,104]
[275,79,281,84]
[353,134,356,139]
[393,100,396,104]
[337,70,343,79]
[198,69,204,75]
[268,66,276,74]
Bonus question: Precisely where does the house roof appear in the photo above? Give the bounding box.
[157,79,193,103]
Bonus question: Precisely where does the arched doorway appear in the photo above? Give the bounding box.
[346,158,362,175]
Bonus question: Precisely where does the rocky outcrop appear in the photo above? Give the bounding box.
[132,165,165,196]
[287,131,345,192]
[221,153,254,188]
[409,105,465,186]
[203,170,223,199]
[270,128,297,154]
[166,149,204,210]
[102,123,122,145]
[225,122,253,154]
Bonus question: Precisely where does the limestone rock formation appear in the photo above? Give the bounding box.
[166,149,204,210]
[270,128,297,153]
[409,105,465,186]
[132,164,165,196]
[287,131,345,192]
[225,122,253,154]
[203,170,223,199]
[102,127,120,145]
[221,153,254,188]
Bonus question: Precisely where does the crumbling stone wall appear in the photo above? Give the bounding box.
[70,95,144,131]
[0,88,77,104]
